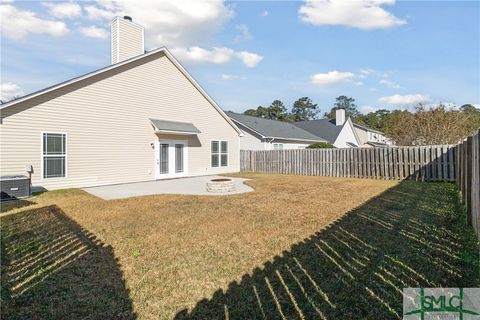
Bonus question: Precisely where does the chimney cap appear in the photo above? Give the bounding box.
[123,16,132,22]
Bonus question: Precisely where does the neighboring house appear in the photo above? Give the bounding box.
[353,123,392,147]
[0,16,241,190]
[295,109,361,148]
[226,112,326,150]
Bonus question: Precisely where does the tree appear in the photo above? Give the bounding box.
[290,97,319,121]
[324,96,360,119]
[266,100,288,120]
[244,106,268,118]
[460,104,480,134]
[354,109,393,132]
[243,100,289,121]
[385,104,472,145]
[306,142,335,149]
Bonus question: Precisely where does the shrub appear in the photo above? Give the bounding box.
[307,142,335,149]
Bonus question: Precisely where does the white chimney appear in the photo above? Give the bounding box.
[111,16,145,64]
[336,109,345,126]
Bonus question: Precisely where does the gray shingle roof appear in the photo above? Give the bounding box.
[150,118,201,134]
[226,112,325,142]
[294,119,343,143]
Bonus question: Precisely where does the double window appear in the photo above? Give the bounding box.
[43,133,66,178]
[273,143,283,150]
[211,141,228,167]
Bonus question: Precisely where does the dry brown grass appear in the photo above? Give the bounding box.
[1,174,397,318]
[2,174,478,319]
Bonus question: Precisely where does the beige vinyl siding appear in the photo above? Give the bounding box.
[0,51,240,190]
[114,18,144,64]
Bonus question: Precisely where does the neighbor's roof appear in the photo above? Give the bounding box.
[150,118,201,135]
[0,47,242,135]
[294,119,343,144]
[226,112,326,142]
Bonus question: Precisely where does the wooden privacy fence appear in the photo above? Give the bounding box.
[456,129,480,239]
[240,145,457,181]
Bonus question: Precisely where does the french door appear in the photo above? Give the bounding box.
[155,140,188,179]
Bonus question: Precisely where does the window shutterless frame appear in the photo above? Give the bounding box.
[211,140,228,167]
[41,132,68,180]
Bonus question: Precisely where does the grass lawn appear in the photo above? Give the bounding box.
[1,174,478,319]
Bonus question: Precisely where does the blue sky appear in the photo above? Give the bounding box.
[1,0,479,115]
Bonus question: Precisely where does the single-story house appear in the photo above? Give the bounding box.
[294,109,361,148]
[0,16,242,190]
[353,123,392,147]
[226,112,326,150]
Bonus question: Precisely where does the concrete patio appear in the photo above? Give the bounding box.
[83,175,254,200]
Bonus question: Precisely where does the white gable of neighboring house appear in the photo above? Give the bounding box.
[237,126,266,150]
[353,124,391,146]
[333,118,361,148]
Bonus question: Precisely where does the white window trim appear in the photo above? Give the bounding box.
[41,131,68,180]
[211,140,228,167]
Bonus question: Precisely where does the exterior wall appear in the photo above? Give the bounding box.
[237,126,313,150]
[264,139,310,150]
[355,127,369,145]
[333,121,360,148]
[354,126,391,146]
[111,18,144,64]
[238,126,266,150]
[0,51,240,190]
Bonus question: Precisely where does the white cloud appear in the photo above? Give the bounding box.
[299,0,406,30]
[0,4,68,40]
[42,2,81,18]
[379,79,401,89]
[221,74,246,80]
[360,68,375,76]
[81,1,262,67]
[234,24,252,42]
[172,47,263,68]
[84,5,114,20]
[1,82,24,101]
[310,71,355,86]
[235,51,263,68]
[86,0,233,48]
[172,47,234,64]
[360,105,377,113]
[355,81,364,86]
[359,68,389,78]
[79,26,108,39]
[261,10,269,17]
[378,94,430,105]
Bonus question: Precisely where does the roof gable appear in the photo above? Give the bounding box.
[1,47,241,135]
[294,119,342,143]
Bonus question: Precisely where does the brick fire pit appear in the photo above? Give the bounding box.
[206,178,235,193]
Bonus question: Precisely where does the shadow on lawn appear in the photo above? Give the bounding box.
[176,181,479,320]
[1,205,136,319]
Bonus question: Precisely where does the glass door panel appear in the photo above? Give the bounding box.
[159,143,169,174]
[175,144,184,173]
